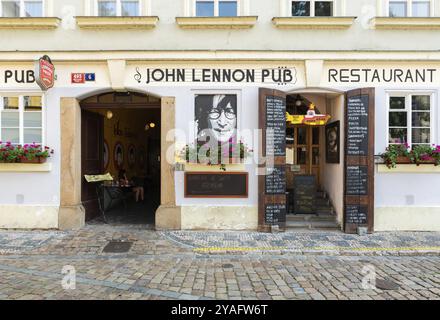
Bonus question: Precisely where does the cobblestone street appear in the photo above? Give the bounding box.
[0,224,439,300]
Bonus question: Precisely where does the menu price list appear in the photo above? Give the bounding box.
[345,205,368,225]
[265,166,286,195]
[265,203,286,225]
[266,96,286,157]
[345,166,368,196]
[347,95,369,156]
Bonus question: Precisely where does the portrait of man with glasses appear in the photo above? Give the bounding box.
[195,94,238,145]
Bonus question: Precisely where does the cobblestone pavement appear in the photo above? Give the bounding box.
[0,225,439,300]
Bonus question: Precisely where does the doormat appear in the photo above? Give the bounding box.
[102,241,133,253]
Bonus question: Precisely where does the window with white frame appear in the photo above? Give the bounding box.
[388,0,431,17]
[388,93,432,147]
[195,0,238,17]
[0,95,44,146]
[291,0,334,17]
[0,0,43,17]
[96,0,140,16]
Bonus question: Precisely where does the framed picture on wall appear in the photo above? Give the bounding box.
[138,146,146,170]
[114,142,124,170]
[326,121,340,164]
[128,144,136,167]
[103,140,109,171]
[194,94,238,145]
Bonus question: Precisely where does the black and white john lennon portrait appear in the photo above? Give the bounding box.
[195,94,238,145]
[325,121,340,164]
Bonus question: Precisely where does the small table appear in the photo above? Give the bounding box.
[98,184,134,222]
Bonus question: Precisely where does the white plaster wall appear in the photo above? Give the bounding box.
[3,0,440,51]
[321,95,345,225]
[0,205,58,229]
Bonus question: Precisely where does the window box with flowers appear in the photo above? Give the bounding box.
[178,140,252,172]
[378,143,440,173]
[0,141,54,172]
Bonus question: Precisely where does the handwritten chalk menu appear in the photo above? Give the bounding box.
[346,95,369,156]
[258,89,287,231]
[265,166,286,195]
[346,166,368,195]
[344,89,375,234]
[346,205,368,224]
[185,172,248,198]
[265,203,287,224]
[266,96,286,157]
[293,175,316,214]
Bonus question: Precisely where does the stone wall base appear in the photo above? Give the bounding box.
[58,205,85,230]
[375,207,440,231]
[0,205,58,229]
[155,205,182,230]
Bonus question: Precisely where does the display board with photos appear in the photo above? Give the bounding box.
[258,88,287,232]
[344,89,375,234]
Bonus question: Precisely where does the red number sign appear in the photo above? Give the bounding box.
[71,73,85,84]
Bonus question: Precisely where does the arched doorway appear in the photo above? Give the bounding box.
[79,91,161,225]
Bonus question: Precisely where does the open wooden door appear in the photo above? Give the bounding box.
[81,109,104,220]
[258,88,287,232]
[344,88,375,233]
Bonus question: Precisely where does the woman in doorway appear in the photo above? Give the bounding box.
[118,168,144,202]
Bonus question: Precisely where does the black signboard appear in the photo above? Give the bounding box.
[265,166,286,195]
[265,203,287,224]
[346,165,368,196]
[185,172,248,198]
[344,88,375,234]
[293,175,316,214]
[266,96,286,157]
[346,95,369,156]
[345,205,368,224]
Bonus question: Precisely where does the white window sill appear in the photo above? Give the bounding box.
[76,16,159,29]
[377,164,440,173]
[175,16,258,29]
[0,163,52,172]
[0,17,60,29]
[371,17,440,29]
[272,16,356,29]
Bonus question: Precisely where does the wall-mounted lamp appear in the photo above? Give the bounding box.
[106,110,113,120]
[295,94,303,107]
[144,124,150,131]
[149,122,156,128]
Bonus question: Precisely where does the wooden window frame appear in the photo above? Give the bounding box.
[0,93,45,146]
[193,0,240,17]
[387,91,435,148]
[386,0,434,17]
[290,0,335,17]
[0,0,45,17]
[94,0,142,17]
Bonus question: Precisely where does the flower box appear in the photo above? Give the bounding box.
[395,156,412,164]
[20,157,47,164]
[184,162,245,172]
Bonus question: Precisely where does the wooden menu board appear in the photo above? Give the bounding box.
[258,88,287,232]
[293,175,316,214]
[344,88,375,233]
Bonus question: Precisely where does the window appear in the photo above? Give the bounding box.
[97,0,140,16]
[0,95,43,145]
[291,0,333,17]
[388,93,432,147]
[0,0,43,17]
[388,0,431,17]
[195,0,238,17]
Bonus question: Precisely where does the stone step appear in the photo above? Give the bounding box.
[285,220,340,230]
[286,214,336,222]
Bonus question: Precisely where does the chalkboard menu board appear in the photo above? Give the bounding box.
[345,205,368,224]
[266,96,286,157]
[265,203,287,224]
[346,166,368,196]
[258,89,287,231]
[344,89,375,234]
[293,175,316,214]
[185,172,248,198]
[265,166,286,195]
[346,95,369,156]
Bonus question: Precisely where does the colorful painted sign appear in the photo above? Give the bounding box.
[34,55,55,90]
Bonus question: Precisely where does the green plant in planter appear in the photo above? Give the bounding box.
[411,144,439,165]
[380,143,410,168]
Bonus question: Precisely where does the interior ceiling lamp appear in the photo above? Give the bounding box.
[149,122,156,128]
[286,103,331,126]
[295,94,303,107]
[106,110,113,120]
[144,124,150,131]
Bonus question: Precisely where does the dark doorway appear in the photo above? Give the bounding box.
[80,91,161,226]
